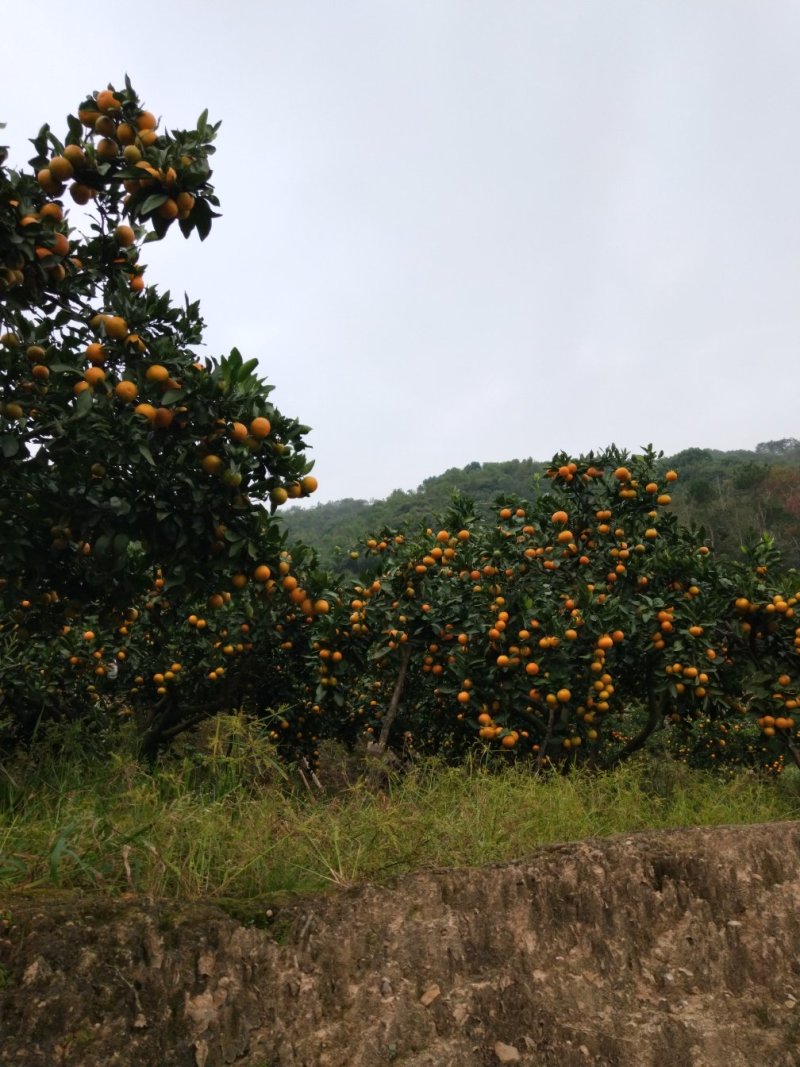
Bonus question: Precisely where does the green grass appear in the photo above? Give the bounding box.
[1,718,798,901]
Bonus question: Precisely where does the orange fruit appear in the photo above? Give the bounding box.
[251,416,272,439]
[253,564,271,582]
[84,366,106,387]
[134,402,157,423]
[145,364,169,383]
[96,89,122,113]
[96,138,119,162]
[314,598,330,614]
[69,183,93,205]
[136,110,158,131]
[115,380,138,403]
[115,224,136,247]
[116,123,136,145]
[85,342,106,365]
[153,407,174,428]
[63,144,87,167]
[103,316,128,340]
[49,156,74,182]
[271,487,288,505]
[40,203,64,223]
[301,474,318,494]
[158,199,179,221]
[551,510,568,525]
[614,467,631,482]
[201,454,223,475]
[176,191,195,218]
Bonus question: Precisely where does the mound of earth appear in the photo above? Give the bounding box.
[1,822,800,1066]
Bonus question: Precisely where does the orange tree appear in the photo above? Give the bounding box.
[0,81,321,751]
[299,448,800,773]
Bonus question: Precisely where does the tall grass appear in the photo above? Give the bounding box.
[1,717,798,901]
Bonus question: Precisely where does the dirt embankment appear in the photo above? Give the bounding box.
[1,822,800,1067]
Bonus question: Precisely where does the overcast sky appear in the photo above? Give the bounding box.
[3,1,799,503]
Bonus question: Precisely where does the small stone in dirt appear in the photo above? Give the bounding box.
[419,983,441,1007]
[380,977,393,996]
[494,1041,521,1063]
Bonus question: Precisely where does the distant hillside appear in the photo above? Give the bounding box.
[281,440,800,573]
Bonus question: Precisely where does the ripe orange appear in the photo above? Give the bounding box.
[115,381,138,403]
[153,407,174,428]
[49,156,74,182]
[96,138,119,162]
[69,183,94,205]
[96,89,122,113]
[63,144,87,167]
[176,191,195,218]
[84,366,106,387]
[85,343,106,365]
[230,421,249,442]
[665,470,678,482]
[201,454,223,475]
[301,475,318,494]
[136,110,158,131]
[103,316,128,340]
[314,598,330,614]
[614,467,631,482]
[145,364,170,383]
[158,198,179,221]
[134,402,157,423]
[253,564,271,582]
[251,416,272,439]
[551,510,568,524]
[115,224,136,247]
[50,232,70,257]
[271,487,288,505]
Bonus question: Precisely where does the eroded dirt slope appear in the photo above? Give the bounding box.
[2,822,800,1067]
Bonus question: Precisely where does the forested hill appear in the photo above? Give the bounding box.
[281,440,800,573]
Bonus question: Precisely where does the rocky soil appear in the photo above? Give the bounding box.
[2,822,800,1066]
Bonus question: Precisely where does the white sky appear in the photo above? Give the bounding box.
[3,1,799,502]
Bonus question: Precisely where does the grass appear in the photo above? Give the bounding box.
[1,716,798,901]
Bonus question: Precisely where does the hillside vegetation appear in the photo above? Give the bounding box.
[282,439,800,573]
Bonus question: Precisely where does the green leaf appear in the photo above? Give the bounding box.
[140,192,169,216]
[73,388,94,418]
[112,533,130,555]
[137,442,155,466]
